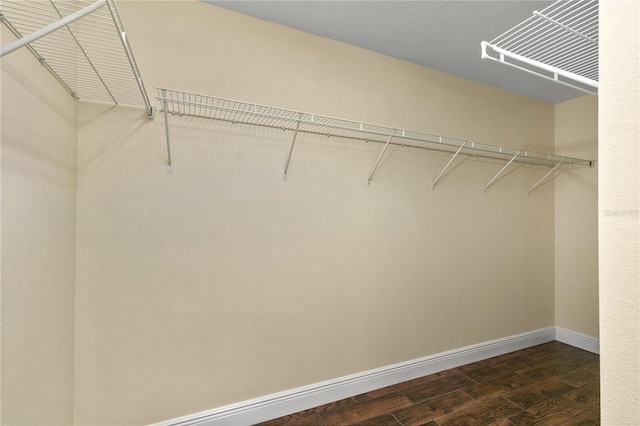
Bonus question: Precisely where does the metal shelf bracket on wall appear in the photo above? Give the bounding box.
[432,141,466,190]
[283,113,303,181]
[155,87,593,192]
[367,130,396,186]
[528,158,565,195]
[1,0,153,117]
[160,89,173,173]
[484,151,521,193]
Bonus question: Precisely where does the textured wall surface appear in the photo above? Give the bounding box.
[599,1,640,424]
[73,2,558,424]
[554,96,598,338]
[1,26,77,425]
[1,1,611,424]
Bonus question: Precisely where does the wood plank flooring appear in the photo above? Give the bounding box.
[256,341,599,426]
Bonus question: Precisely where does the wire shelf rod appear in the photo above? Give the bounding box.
[28,33,79,46]
[0,12,78,98]
[1,0,107,57]
[540,5,596,33]
[552,59,597,79]
[513,25,588,58]
[518,29,593,61]
[503,17,564,45]
[549,56,597,75]
[74,81,141,93]
[55,38,134,52]
[1,0,153,115]
[547,49,597,72]
[2,7,61,18]
[548,1,597,23]
[482,42,597,89]
[496,19,549,49]
[529,32,595,58]
[156,88,592,170]
[105,0,152,115]
[48,0,117,105]
[72,67,144,80]
[559,9,599,33]
[24,48,77,63]
[543,0,595,20]
[529,42,595,71]
[516,27,584,55]
[62,21,119,34]
[483,51,597,95]
[580,69,599,80]
[0,14,69,28]
[487,0,599,78]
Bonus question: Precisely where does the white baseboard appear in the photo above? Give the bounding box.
[154,327,555,426]
[555,327,600,354]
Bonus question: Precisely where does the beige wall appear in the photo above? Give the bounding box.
[554,95,598,338]
[1,2,612,424]
[72,2,557,424]
[599,1,640,424]
[0,27,77,425]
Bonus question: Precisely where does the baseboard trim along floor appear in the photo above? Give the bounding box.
[555,327,600,354]
[154,327,598,426]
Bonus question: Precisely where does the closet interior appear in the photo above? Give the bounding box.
[1,0,595,189]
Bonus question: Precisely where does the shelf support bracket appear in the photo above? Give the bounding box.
[160,89,173,173]
[528,158,565,195]
[283,113,302,181]
[432,142,466,190]
[1,0,107,57]
[484,150,521,193]
[367,130,395,185]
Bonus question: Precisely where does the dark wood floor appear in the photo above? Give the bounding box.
[257,341,599,426]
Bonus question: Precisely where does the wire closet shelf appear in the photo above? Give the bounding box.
[156,88,593,192]
[1,0,153,116]
[481,0,598,95]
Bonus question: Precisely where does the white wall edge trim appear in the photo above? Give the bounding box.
[555,327,600,354]
[154,327,556,426]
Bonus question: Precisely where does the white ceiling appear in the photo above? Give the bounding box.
[207,0,590,104]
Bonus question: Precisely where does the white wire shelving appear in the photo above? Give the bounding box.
[481,0,598,95]
[156,88,593,193]
[1,0,153,116]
